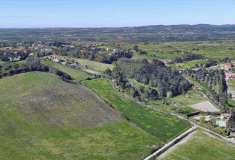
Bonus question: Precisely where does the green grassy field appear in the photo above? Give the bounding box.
[41,61,191,143]
[121,40,235,60]
[0,72,161,160]
[83,78,191,143]
[169,59,208,70]
[42,60,90,81]
[77,58,114,72]
[163,131,235,160]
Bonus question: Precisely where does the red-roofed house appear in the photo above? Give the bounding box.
[224,63,233,71]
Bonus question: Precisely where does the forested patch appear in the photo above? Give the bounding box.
[170,53,204,64]
[185,69,227,108]
[112,59,192,101]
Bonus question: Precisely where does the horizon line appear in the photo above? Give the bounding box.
[0,23,235,29]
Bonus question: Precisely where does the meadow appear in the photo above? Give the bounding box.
[169,59,208,70]
[42,60,90,81]
[83,78,191,143]
[120,40,235,60]
[77,58,114,72]
[162,131,235,160]
[0,72,160,160]
[41,61,191,143]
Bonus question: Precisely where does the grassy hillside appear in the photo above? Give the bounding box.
[83,78,191,143]
[163,131,235,160]
[42,60,89,81]
[0,72,159,160]
[39,61,191,143]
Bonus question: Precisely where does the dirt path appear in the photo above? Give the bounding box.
[191,101,220,113]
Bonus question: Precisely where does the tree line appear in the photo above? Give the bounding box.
[0,55,72,82]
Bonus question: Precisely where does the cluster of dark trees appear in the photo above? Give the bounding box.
[0,50,29,62]
[112,59,192,101]
[48,41,71,47]
[229,112,235,132]
[0,56,72,82]
[191,59,218,69]
[171,53,204,63]
[185,69,227,107]
[57,45,133,64]
[202,59,218,68]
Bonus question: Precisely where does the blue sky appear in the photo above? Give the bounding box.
[0,0,234,28]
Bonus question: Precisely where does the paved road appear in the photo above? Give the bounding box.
[144,126,198,160]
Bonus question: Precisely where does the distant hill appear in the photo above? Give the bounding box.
[0,24,235,42]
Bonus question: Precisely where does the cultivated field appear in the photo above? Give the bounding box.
[0,72,160,160]
[161,131,235,160]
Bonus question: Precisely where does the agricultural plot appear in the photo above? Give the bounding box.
[161,131,235,160]
[0,72,160,160]
[191,101,220,113]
